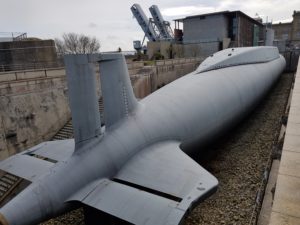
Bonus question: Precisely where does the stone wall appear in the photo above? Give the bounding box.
[0,57,203,159]
[147,41,219,59]
[0,71,70,159]
[150,58,202,90]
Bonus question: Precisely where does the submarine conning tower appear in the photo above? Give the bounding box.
[196,46,281,73]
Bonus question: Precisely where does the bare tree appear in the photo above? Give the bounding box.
[55,33,100,55]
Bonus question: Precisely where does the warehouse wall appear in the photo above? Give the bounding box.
[183,14,229,44]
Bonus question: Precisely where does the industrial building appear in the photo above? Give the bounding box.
[172,10,264,57]
[272,11,300,50]
[144,10,265,59]
[175,10,264,47]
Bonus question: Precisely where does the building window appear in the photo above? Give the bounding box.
[282,34,289,40]
[199,16,206,20]
[232,18,237,35]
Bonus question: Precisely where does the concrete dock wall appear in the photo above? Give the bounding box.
[0,75,70,159]
[269,57,300,224]
[0,57,203,159]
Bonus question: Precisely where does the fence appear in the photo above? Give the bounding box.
[281,49,300,72]
[0,61,64,72]
[0,32,27,42]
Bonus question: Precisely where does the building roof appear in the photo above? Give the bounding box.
[174,10,263,26]
[174,10,230,21]
[272,22,292,26]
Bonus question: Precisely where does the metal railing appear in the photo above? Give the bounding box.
[281,49,300,72]
[0,32,27,42]
[0,61,64,73]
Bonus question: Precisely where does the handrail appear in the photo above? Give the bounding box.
[0,61,64,73]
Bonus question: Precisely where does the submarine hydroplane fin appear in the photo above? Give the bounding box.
[69,141,217,225]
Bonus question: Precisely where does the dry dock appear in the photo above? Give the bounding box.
[40,68,295,225]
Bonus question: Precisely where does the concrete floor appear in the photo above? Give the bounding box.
[269,60,300,225]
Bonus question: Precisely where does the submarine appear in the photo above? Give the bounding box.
[0,46,285,225]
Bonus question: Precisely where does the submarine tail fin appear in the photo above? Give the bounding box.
[64,54,102,150]
[98,53,138,129]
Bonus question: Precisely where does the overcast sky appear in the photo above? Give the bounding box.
[0,0,298,51]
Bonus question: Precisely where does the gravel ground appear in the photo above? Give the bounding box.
[41,73,293,225]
